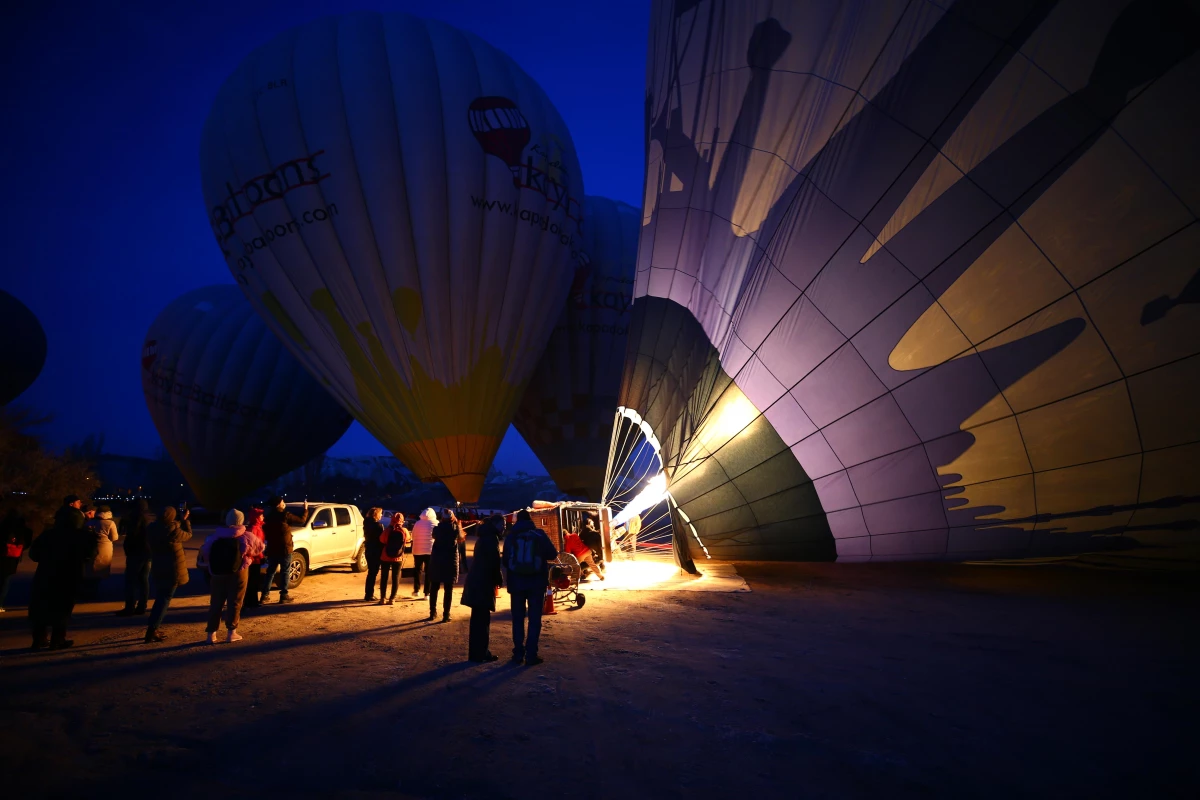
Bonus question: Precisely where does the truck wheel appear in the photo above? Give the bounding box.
[351,545,367,573]
[285,552,307,589]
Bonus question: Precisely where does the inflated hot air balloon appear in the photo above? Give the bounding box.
[612,0,1200,569]
[199,12,585,502]
[513,196,638,501]
[141,285,353,508]
[0,290,48,406]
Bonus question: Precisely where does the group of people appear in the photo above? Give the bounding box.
[1,493,306,649]
[8,494,196,648]
[7,494,577,667]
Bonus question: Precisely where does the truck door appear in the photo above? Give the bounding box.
[331,506,355,559]
[309,507,335,563]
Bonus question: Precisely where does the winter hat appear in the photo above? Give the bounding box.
[225,509,245,527]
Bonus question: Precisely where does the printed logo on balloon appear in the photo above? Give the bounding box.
[468,96,584,238]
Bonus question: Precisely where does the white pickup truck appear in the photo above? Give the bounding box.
[197,502,368,589]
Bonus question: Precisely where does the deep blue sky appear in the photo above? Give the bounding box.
[1,0,648,473]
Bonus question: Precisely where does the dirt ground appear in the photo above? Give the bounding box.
[1,541,1198,799]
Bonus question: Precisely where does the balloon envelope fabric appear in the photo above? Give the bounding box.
[141,285,353,508]
[199,12,585,502]
[618,0,1200,564]
[0,290,47,406]
[514,196,639,501]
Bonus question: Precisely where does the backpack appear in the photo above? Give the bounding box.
[209,536,240,576]
[508,528,544,576]
[385,527,405,559]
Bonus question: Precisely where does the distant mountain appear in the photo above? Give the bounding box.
[262,455,573,513]
[93,451,574,514]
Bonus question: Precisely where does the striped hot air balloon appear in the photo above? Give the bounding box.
[141,285,352,508]
[199,12,585,502]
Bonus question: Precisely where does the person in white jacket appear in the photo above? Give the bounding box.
[410,508,437,598]
[82,506,119,599]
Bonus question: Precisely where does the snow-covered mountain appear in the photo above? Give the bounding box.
[263,455,573,512]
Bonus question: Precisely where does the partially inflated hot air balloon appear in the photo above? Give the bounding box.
[514,196,638,501]
[0,290,47,406]
[142,285,352,508]
[199,12,585,502]
[613,0,1199,569]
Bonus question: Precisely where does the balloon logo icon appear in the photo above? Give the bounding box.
[468,96,531,184]
[141,340,158,372]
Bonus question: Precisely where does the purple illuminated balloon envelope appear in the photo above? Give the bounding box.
[615,0,1200,567]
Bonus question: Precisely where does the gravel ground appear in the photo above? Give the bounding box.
[1,552,1197,799]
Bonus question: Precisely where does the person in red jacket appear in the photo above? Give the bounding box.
[377,513,408,605]
[243,507,266,608]
[562,530,604,581]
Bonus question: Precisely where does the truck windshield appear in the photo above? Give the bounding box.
[285,504,313,524]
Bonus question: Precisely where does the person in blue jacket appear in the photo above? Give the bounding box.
[502,509,558,666]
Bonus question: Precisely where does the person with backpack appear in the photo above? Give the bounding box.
[377,512,407,605]
[243,507,266,608]
[363,507,385,602]
[410,508,436,598]
[200,508,263,644]
[461,515,504,662]
[0,507,34,613]
[503,509,558,665]
[427,510,464,622]
[144,505,192,644]
[116,499,152,616]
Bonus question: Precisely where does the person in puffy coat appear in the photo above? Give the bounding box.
[199,508,263,644]
[28,496,92,649]
[243,507,266,608]
[84,505,119,579]
[144,506,192,643]
[116,499,152,616]
[410,508,436,598]
[427,511,464,622]
[461,515,504,662]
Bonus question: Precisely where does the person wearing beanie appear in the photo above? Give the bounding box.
[199,508,263,644]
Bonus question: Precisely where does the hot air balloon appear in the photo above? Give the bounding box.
[0,290,48,406]
[513,196,638,501]
[141,285,353,508]
[199,12,585,503]
[612,0,1200,569]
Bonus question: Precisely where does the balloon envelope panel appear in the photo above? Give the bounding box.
[0,290,48,406]
[514,196,639,501]
[141,285,352,508]
[623,0,1200,562]
[199,12,585,502]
